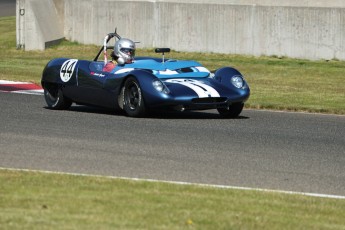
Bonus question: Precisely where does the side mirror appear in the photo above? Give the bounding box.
[155,48,170,53]
[155,48,170,63]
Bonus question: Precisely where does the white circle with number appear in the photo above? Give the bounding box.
[60,59,78,82]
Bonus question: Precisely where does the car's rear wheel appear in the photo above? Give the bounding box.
[44,86,72,110]
[217,103,244,118]
[123,77,147,117]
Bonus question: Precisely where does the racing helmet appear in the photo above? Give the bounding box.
[114,38,135,64]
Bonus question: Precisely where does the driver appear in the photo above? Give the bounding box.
[103,38,136,72]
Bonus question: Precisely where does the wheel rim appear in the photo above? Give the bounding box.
[46,91,56,101]
[45,88,58,104]
[126,82,140,110]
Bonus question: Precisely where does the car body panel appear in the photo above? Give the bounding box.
[42,54,250,114]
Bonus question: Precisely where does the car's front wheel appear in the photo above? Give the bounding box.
[44,86,72,110]
[217,103,244,118]
[123,77,147,117]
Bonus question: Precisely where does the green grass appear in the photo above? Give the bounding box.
[1,169,345,230]
[1,16,344,114]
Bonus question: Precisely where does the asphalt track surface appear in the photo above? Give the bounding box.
[1,92,344,196]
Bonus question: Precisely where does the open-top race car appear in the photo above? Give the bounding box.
[41,30,250,118]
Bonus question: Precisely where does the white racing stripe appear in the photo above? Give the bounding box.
[1,167,345,200]
[158,69,178,75]
[165,79,220,98]
[114,68,135,74]
[195,66,210,73]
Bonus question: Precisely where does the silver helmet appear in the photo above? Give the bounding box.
[114,38,135,64]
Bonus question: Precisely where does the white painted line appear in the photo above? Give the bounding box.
[0,80,43,95]
[1,167,345,200]
[11,90,44,95]
[0,80,33,84]
[0,90,44,95]
[246,108,345,117]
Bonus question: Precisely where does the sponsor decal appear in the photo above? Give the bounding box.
[60,59,78,82]
[165,79,220,98]
[90,72,105,78]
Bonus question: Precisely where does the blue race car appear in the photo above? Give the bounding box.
[41,31,250,118]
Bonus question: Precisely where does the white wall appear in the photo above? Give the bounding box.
[17,0,345,60]
[16,0,64,50]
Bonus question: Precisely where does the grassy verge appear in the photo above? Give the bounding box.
[0,16,344,114]
[1,169,345,230]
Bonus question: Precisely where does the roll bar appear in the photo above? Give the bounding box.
[93,29,170,64]
[93,28,121,63]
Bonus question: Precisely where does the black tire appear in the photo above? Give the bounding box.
[123,77,147,117]
[44,87,72,110]
[217,103,244,118]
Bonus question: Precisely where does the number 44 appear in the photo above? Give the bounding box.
[60,59,78,82]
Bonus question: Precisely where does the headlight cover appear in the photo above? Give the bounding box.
[231,75,244,89]
[152,79,170,94]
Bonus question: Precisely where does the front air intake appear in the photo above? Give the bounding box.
[191,97,227,104]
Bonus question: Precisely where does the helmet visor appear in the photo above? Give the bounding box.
[120,48,135,57]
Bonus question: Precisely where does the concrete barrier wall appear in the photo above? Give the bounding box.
[16,0,64,50]
[17,0,345,60]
